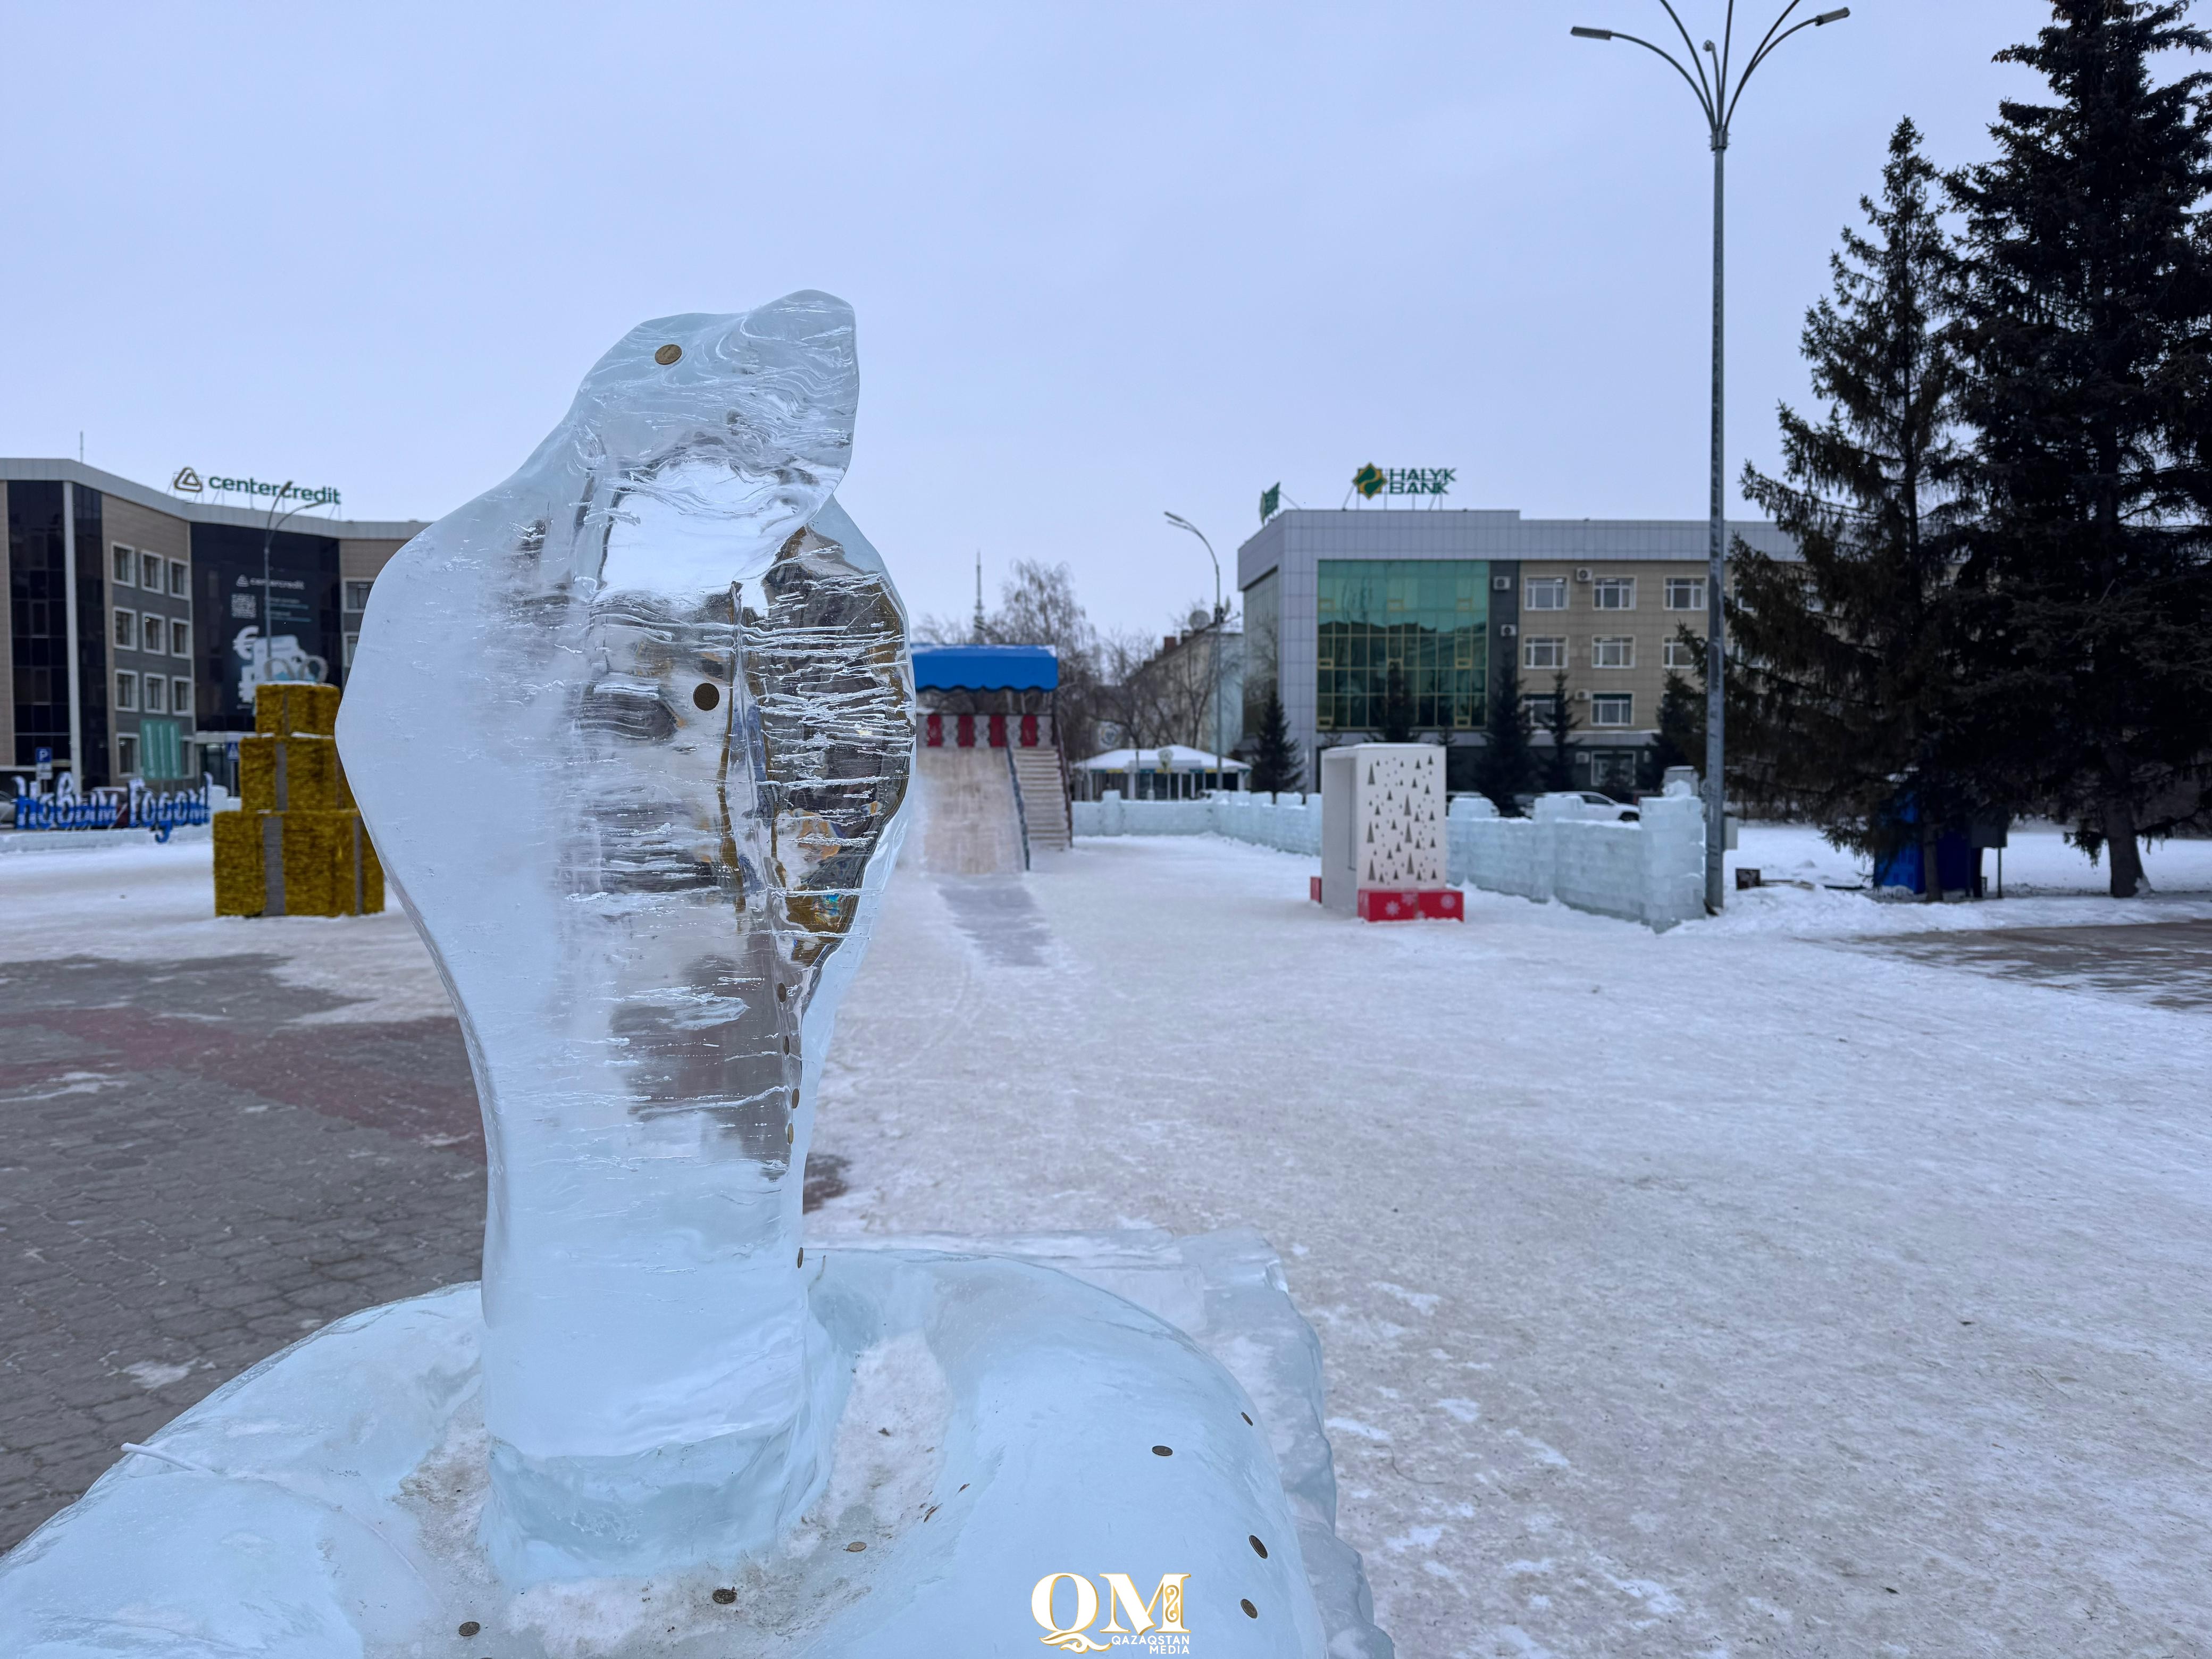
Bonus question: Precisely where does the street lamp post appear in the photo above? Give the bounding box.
[1571,3,1848,911]
[1163,512,1229,790]
[258,483,325,690]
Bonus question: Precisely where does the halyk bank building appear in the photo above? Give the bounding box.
[2,460,426,791]
[1237,497,1797,794]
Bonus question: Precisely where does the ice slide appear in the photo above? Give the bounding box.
[910,742,1027,874]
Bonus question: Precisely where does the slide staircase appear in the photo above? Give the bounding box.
[1010,743,1071,853]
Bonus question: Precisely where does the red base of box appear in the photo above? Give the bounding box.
[1310,876,1324,903]
[1357,887,1463,923]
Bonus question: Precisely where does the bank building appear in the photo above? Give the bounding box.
[2,461,426,792]
[1237,502,1797,794]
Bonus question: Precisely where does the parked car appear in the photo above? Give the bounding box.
[1575,791,1640,823]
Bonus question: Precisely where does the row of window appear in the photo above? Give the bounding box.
[113,610,190,656]
[1526,692,1637,728]
[116,671,192,714]
[1522,575,1706,613]
[1521,636,1699,671]
[112,544,188,598]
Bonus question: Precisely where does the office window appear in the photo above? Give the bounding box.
[1525,692,1562,725]
[115,671,139,710]
[1524,577,1566,611]
[1594,577,1637,610]
[141,617,165,656]
[1589,749,1638,790]
[1591,692,1634,727]
[1591,636,1634,668]
[113,609,137,649]
[170,618,190,656]
[343,632,361,671]
[173,677,193,717]
[117,734,138,775]
[1523,636,1566,671]
[1663,638,1698,670]
[1665,576,1706,610]
[344,579,374,612]
[169,559,188,597]
[140,551,163,591]
[112,544,136,585]
[144,674,166,713]
[1314,559,1488,732]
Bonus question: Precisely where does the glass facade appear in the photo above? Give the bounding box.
[75,487,110,786]
[9,481,69,767]
[1314,559,1487,733]
[1239,567,1279,743]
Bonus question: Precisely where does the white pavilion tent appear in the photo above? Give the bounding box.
[1074,745,1249,801]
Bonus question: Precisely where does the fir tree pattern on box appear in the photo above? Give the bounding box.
[214,684,384,917]
[1356,747,1444,887]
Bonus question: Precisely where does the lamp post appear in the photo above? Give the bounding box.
[1163,511,1229,790]
[258,483,324,690]
[1571,3,1848,911]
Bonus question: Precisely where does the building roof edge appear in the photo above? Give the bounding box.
[0,459,431,541]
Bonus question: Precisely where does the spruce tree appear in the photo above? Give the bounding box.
[1731,118,1975,884]
[1949,2,2212,896]
[1541,669,1578,792]
[1477,659,1537,812]
[1646,649,1704,792]
[1249,685,1302,794]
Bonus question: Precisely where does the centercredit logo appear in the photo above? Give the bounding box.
[1033,1572,1191,1653]
[172,467,341,508]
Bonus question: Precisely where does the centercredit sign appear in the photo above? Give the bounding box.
[172,467,341,509]
[1352,464,1454,500]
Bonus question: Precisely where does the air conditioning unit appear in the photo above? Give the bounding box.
[1573,568,1594,583]
[1498,623,1518,637]
[1576,689,1591,701]
[1492,575,1511,591]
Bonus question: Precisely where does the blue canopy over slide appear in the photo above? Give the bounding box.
[910,644,1059,693]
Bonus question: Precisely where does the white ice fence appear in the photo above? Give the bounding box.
[1074,786,1706,931]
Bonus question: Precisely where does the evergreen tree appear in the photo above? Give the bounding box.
[1541,669,1578,792]
[1477,659,1537,812]
[1378,661,1416,742]
[1949,2,2212,896]
[1730,117,1976,884]
[1645,646,1704,792]
[1249,685,1302,794]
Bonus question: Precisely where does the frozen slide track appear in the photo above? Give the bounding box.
[912,743,1026,875]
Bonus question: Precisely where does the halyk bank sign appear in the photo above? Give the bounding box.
[172,467,342,510]
[1352,464,1454,500]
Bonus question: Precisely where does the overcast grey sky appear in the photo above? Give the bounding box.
[4,3,2041,635]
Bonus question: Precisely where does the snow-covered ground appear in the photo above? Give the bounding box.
[0,841,449,1023]
[816,833,2212,1658]
[1717,822,2212,939]
[3,832,2209,1655]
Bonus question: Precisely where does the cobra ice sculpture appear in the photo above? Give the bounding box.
[0,295,1383,1658]
[338,295,912,1579]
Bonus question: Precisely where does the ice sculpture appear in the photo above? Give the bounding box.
[335,294,909,1579]
[0,296,1390,1657]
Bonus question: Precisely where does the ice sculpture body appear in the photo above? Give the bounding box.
[337,295,914,1578]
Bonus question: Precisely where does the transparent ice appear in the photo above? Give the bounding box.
[0,295,1386,1657]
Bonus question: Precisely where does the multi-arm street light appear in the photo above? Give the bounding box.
[1571,3,1847,911]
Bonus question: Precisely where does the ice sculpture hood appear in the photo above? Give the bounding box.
[519,295,859,593]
